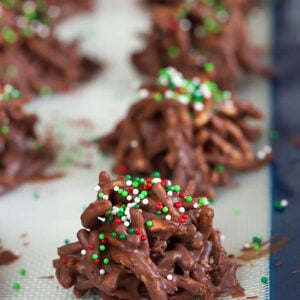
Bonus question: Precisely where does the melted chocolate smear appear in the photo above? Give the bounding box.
[237,237,289,262]
[0,250,19,266]
[39,275,54,279]
[30,172,65,183]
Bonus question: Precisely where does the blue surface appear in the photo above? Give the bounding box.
[270,0,300,298]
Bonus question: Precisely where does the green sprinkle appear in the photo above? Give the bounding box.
[204,62,215,73]
[33,192,40,200]
[162,206,169,213]
[252,236,262,244]
[138,193,145,200]
[105,210,112,216]
[12,282,20,291]
[215,165,224,173]
[118,188,124,194]
[1,125,9,135]
[198,197,207,206]
[128,228,135,234]
[108,216,114,222]
[146,220,153,227]
[2,27,18,43]
[103,258,110,265]
[92,253,98,260]
[99,233,106,240]
[168,45,181,58]
[119,234,126,240]
[186,196,193,203]
[253,244,260,251]
[173,185,181,192]
[261,276,268,284]
[98,192,104,199]
[154,93,163,102]
[153,171,161,177]
[99,245,106,251]
[208,198,215,204]
[19,268,26,276]
[273,201,284,212]
[132,181,139,188]
[156,210,162,215]
[234,208,241,216]
[64,239,69,245]
[271,130,279,140]
[134,204,140,209]
[111,232,117,238]
[121,190,128,197]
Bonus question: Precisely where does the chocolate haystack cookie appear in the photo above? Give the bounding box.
[133,0,272,90]
[0,3,100,101]
[53,170,244,299]
[0,84,54,194]
[99,68,271,197]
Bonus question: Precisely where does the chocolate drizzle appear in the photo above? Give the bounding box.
[133,0,272,90]
[53,170,244,299]
[99,68,272,198]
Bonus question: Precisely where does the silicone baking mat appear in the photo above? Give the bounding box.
[0,0,280,299]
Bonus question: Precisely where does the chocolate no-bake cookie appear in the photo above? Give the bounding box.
[0,2,100,101]
[53,170,244,299]
[133,0,272,90]
[99,68,271,197]
[0,84,54,194]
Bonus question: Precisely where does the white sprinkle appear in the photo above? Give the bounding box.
[121,216,127,221]
[36,24,50,39]
[194,102,204,111]
[94,185,100,191]
[193,203,199,208]
[114,186,119,192]
[264,145,272,154]
[180,18,192,31]
[103,195,109,201]
[126,180,132,186]
[127,195,133,201]
[244,242,251,249]
[280,199,288,207]
[257,150,266,160]
[201,84,212,98]
[209,257,214,264]
[48,5,61,19]
[167,274,173,281]
[138,89,150,99]
[99,269,106,275]
[134,197,140,203]
[220,234,226,241]
[179,207,185,213]
[178,94,189,105]
[133,189,139,195]
[159,76,169,86]
[192,77,200,85]
[167,191,173,196]
[111,206,119,215]
[81,249,86,255]
[165,214,171,221]
[142,198,149,205]
[98,217,106,222]
[16,16,28,28]
[124,221,130,227]
[152,178,161,184]
[165,90,174,99]
[130,140,139,148]
[4,84,13,93]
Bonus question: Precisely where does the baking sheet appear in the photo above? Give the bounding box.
[0,0,272,299]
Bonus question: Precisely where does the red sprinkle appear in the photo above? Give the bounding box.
[94,259,100,264]
[161,179,168,186]
[135,229,142,235]
[174,202,182,208]
[182,214,189,220]
[179,192,186,199]
[87,244,94,250]
[114,218,121,225]
[128,186,134,192]
[101,239,107,244]
[141,235,147,241]
[61,258,68,264]
[156,202,163,210]
[119,165,128,174]
[178,217,184,223]
[168,18,179,31]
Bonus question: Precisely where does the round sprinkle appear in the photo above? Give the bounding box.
[141,235,147,241]
[167,191,173,196]
[92,254,99,260]
[198,197,208,206]
[162,206,169,213]
[142,198,149,205]
[94,185,100,191]
[179,207,185,213]
[128,228,135,234]
[99,269,106,275]
[165,214,171,221]
[153,171,161,177]
[103,195,109,200]
[215,165,224,173]
[280,199,288,207]
[173,185,181,192]
[252,236,262,244]
[99,233,106,240]
[193,203,199,208]
[88,244,94,250]
[12,282,20,291]
[81,249,86,255]
[126,180,132,186]
[127,195,132,201]
[185,196,193,203]
[146,220,153,227]
[103,258,110,265]
[111,232,117,238]
[19,268,26,276]
[124,221,130,227]
[243,242,251,249]
[167,274,173,281]
[99,245,106,251]
[61,258,68,264]
[133,189,139,195]
[113,186,119,192]
[253,244,260,251]
[130,140,139,148]
[261,276,268,284]
[119,234,126,240]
